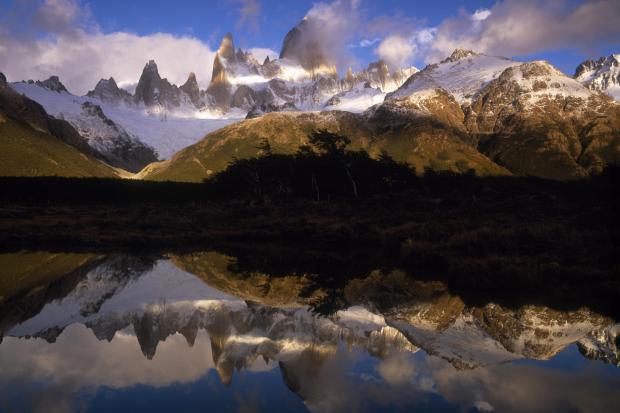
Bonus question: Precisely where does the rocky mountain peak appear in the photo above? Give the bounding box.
[133,59,185,108]
[180,72,201,106]
[0,72,6,89]
[87,77,131,103]
[442,49,478,63]
[184,72,198,85]
[218,33,236,61]
[134,60,163,106]
[345,67,354,83]
[518,60,563,78]
[574,57,607,78]
[279,19,338,78]
[36,75,69,93]
[102,77,118,88]
[210,55,228,85]
[144,59,159,74]
[367,60,390,75]
[207,55,232,108]
[574,53,620,100]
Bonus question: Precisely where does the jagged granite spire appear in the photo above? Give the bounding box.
[133,59,184,108]
[134,60,162,106]
[575,54,620,100]
[36,76,69,93]
[180,72,201,106]
[204,33,240,109]
[87,77,131,103]
[279,19,338,78]
[218,33,236,62]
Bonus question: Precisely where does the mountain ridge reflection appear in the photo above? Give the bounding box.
[0,252,619,413]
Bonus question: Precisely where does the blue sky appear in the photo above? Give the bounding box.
[84,0,618,73]
[86,1,496,52]
[0,0,618,93]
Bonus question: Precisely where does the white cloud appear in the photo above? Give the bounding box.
[425,0,620,63]
[249,47,278,63]
[0,0,216,95]
[377,352,416,385]
[471,8,491,22]
[2,0,618,93]
[415,28,436,45]
[375,35,416,68]
[359,38,381,48]
[232,0,262,33]
[282,0,361,70]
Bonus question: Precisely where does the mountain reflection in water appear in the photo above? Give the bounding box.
[0,252,619,413]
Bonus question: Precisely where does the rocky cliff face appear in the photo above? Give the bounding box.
[466,61,619,179]
[75,101,158,172]
[202,32,410,114]
[575,54,620,100]
[0,82,118,177]
[179,72,202,107]
[279,19,338,79]
[36,75,69,93]
[86,77,132,104]
[374,51,620,180]
[349,60,418,93]
[578,324,620,366]
[0,80,95,156]
[134,60,185,109]
[206,54,233,109]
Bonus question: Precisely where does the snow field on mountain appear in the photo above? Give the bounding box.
[12,82,241,159]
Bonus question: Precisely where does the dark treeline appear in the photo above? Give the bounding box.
[2,130,619,206]
[205,131,417,201]
[0,177,208,204]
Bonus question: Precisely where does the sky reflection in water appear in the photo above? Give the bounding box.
[0,254,618,413]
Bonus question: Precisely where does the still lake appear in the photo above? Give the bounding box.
[1,252,618,413]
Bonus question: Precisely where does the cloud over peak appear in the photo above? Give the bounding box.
[232,0,262,33]
[0,0,216,95]
[427,0,620,63]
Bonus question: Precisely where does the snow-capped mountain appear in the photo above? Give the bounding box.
[4,254,616,374]
[5,16,617,180]
[369,49,620,180]
[86,77,132,104]
[202,32,418,115]
[10,80,239,163]
[134,60,199,110]
[575,54,620,100]
[387,49,521,104]
[578,324,620,367]
[4,27,417,171]
[5,257,417,373]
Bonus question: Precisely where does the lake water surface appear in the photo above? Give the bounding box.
[1,252,618,412]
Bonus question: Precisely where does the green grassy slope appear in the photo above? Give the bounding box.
[0,118,117,178]
[141,111,508,183]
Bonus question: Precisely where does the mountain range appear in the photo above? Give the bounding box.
[1,20,619,180]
